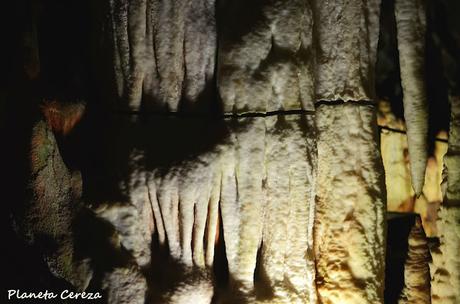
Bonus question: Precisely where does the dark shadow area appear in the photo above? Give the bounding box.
[384,213,418,304]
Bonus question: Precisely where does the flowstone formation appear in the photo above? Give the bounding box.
[5,0,460,303]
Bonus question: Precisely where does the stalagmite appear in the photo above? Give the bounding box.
[430,96,460,303]
[394,0,429,196]
[109,0,216,111]
[314,104,386,304]
[398,216,431,304]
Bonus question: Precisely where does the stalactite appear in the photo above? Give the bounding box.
[109,0,216,111]
[314,104,386,304]
[16,0,460,302]
[430,96,460,303]
[398,216,431,304]
[394,0,429,196]
[88,112,317,302]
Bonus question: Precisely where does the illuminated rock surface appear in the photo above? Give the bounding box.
[87,115,317,303]
[430,97,460,303]
[314,104,386,304]
[395,0,429,196]
[109,0,216,111]
[398,216,431,304]
[218,0,315,112]
[378,100,446,237]
[7,0,460,303]
[312,0,381,102]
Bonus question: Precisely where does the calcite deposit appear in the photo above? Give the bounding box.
[8,0,460,303]
[109,0,216,111]
[218,0,315,112]
[27,120,92,291]
[398,216,431,304]
[312,0,381,102]
[430,96,460,303]
[86,114,317,303]
[395,0,429,196]
[314,104,386,304]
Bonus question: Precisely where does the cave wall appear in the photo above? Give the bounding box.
[2,0,460,303]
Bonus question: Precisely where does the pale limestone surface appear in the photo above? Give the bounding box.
[28,1,396,302]
[314,104,386,304]
[110,0,216,111]
[89,115,316,303]
[218,0,315,113]
[398,216,431,304]
[395,0,429,196]
[109,0,382,112]
[312,0,381,102]
[444,97,460,203]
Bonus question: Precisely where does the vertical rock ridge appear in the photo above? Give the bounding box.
[109,0,216,111]
[312,0,381,102]
[260,115,317,304]
[430,96,460,303]
[314,104,386,304]
[394,0,429,196]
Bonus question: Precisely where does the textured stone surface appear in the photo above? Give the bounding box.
[86,114,317,303]
[398,216,431,304]
[218,0,315,113]
[314,104,386,304]
[430,206,460,304]
[27,120,92,290]
[395,0,429,196]
[109,0,383,112]
[109,0,216,111]
[258,115,317,304]
[444,96,460,203]
[430,96,460,304]
[101,266,147,304]
[378,101,446,237]
[312,0,381,102]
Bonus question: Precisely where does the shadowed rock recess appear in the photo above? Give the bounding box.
[5,0,459,303]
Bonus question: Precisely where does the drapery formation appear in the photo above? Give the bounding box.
[101,0,386,302]
[7,0,459,303]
